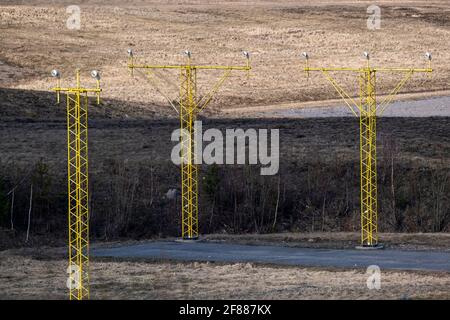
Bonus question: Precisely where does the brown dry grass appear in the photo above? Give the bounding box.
[1,1,449,118]
[1,250,449,300]
[2,116,448,178]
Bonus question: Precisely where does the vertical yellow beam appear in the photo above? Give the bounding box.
[67,87,90,300]
[180,66,199,239]
[359,70,378,246]
[67,92,77,299]
[75,88,82,299]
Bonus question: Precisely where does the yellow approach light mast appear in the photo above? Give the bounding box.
[51,69,101,300]
[127,49,251,240]
[302,51,433,248]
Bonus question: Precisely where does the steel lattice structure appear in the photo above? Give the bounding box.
[303,53,432,247]
[128,50,250,239]
[52,69,101,299]
[179,66,199,238]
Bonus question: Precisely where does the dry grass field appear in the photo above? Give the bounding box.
[1,246,450,300]
[1,116,449,185]
[1,0,450,118]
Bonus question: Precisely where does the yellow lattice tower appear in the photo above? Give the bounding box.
[51,68,101,299]
[302,52,432,247]
[127,50,250,239]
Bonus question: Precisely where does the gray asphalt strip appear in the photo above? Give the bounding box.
[92,241,450,272]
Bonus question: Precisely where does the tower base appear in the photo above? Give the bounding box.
[355,243,384,250]
[175,236,200,243]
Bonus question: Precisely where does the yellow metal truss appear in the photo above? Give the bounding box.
[52,69,101,299]
[304,55,432,247]
[128,52,250,239]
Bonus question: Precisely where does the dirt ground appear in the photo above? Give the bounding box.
[1,0,450,118]
[1,247,449,300]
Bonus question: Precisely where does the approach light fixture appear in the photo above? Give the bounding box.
[51,69,60,78]
[91,70,100,80]
[183,50,192,59]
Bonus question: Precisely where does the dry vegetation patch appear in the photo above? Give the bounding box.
[1,250,449,299]
[1,1,449,117]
